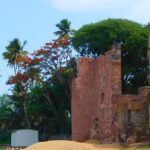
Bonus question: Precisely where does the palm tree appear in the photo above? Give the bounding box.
[54,19,74,38]
[3,38,28,74]
[3,38,31,128]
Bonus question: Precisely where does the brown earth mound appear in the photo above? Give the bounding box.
[24,140,121,150]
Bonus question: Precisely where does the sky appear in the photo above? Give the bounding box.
[0,0,150,94]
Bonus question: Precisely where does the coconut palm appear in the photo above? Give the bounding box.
[3,38,28,74]
[54,19,74,38]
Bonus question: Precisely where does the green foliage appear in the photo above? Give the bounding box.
[0,94,15,144]
[55,19,74,38]
[3,38,28,73]
[1,19,75,140]
[73,19,150,93]
[3,38,31,128]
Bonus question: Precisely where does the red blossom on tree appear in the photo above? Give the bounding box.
[52,43,58,49]
[23,56,32,64]
[32,48,47,56]
[8,72,29,84]
[31,58,43,65]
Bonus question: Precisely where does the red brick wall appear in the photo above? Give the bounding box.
[71,43,150,142]
[71,58,97,141]
[71,48,122,141]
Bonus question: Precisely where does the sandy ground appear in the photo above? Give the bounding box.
[24,140,122,150]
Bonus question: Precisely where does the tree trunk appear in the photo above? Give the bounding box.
[23,101,30,128]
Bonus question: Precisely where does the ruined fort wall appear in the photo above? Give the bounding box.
[71,48,122,141]
[98,50,122,141]
[71,58,97,141]
[72,44,150,142]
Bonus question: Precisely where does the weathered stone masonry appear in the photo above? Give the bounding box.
[72,43,150,143]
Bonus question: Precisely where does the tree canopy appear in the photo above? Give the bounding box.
[3,38,28,74]
[1,19,75,142]
[72,19,150,93]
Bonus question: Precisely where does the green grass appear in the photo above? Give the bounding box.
[0,148,6,150]
[122,144,150,150]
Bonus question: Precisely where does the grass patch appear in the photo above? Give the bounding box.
[0,148,6,150]
[122,144,150,150]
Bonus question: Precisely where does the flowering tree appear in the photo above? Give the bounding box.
[33,35,71,80]
[4,35,73,128]
[4,19,76,133]
[3,39,33,128]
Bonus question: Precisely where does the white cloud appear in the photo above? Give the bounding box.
[45,0,150,23]
[129,0,150,23]
[47,0,128,11]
